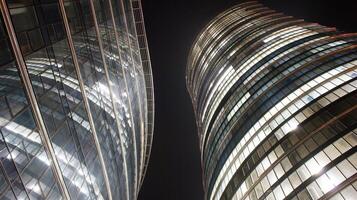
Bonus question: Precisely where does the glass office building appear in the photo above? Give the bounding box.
[0,0,154,199]
[187,2,357,200]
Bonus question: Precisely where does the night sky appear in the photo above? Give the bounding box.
[138,0,357,199]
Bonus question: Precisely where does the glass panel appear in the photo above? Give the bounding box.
[0,10,62,199]
[340,185,357,200]
[6,0,109,199]
[63,0,133,198]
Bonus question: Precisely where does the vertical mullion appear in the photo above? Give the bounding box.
[57,0,113,199]
[88,0,135,199]
[0,0,71,199]
[118,0,146,193]
[131,0,155,188]
[129,0,147,186]
[102,0,135,199]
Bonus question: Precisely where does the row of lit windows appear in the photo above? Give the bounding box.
[210,64,356,199]
[196,1,259,47]
[202,26,309,124]
[196,15,307,96]
[196,11,271,147]
[202,34,332,155]
[189,2,261,81]
[200,22,334,153]
[206,43,353,183]
[200,25,320,151]
[206,48,356,194]
[232,113,356,200]
[201,65,236,123]
[211,36,352,137]
[192,6,304,104]
[327,180,357,200]
[210,63,357,199]
[195,7,274,120]
[192,7,286,105]
[243,40,345,86]
[195,9,270,147]
[198,17,300,130]
[208,29,318,126]
[187,4,357,200]
[219,85,357,200]
[241,145,356,200]
[204,32,343,148]
[202,21,312,129]
[212,34,338,126]
[213,67,355,198]
[203,39,354,182]
[194,7,275,95]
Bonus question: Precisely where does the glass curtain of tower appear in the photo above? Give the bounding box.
[187,2,357,200]
[0,0,154,199]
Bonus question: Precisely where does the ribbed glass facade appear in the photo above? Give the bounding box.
[0,0,154,199]
[186,2,357,200]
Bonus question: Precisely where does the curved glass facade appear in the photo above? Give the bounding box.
[0,0,154,199]
[187,2,357,200]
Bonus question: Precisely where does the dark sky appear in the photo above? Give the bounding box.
[138,0,357,200]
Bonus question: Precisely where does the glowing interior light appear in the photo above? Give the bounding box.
[38,152,51,166]
[317,175,335,193]
[283,119,299,134]
[202,65,235,122]
[32,184,41,194]
[307,159,323,175]
[80,186,89,195]
[98,82,110,96]
[2,120,99,198]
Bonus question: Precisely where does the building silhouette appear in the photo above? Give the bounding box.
[0,0,153,199]
[187,2,357,200]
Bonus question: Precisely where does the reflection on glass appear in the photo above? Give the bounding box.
[0,10,62,199]
[0,0,153,199]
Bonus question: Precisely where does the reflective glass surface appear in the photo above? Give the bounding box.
[0,0,153,199]
[186,2,357,200]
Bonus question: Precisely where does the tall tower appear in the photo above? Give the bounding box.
[187,1,357,200]
[0,0,154,199]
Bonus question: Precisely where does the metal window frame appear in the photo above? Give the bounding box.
[0,0,71,199]
[58,0,113,199]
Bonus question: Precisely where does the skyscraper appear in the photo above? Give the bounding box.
[187,1,357,200]
[0,0,153,199]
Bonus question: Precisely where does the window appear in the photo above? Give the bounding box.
[289,172,302,189]
[281,179,293,195]
[337,160,356,178]
[307,181,323,199]
[340,185,357,200]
